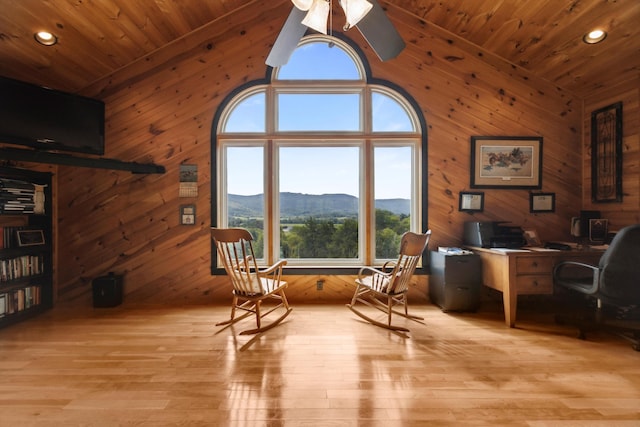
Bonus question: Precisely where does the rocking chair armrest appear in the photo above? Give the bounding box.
[381,260,397,273]
[258,259,288,275]
[357,266,390,281]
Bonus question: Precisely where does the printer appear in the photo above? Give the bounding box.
[463,221,525,248]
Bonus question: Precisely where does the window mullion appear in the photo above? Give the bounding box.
[265,141,275,265]
[363,139,374,265]
[215,36,424,269]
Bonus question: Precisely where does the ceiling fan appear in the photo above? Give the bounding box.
[266,0,405,67]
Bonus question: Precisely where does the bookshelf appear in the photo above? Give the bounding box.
[0,166,53,328]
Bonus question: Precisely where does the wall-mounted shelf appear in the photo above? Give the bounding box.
[0,147,165,174]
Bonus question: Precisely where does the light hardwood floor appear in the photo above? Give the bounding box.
[1,301,639,426]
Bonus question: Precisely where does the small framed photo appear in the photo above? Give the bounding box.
[16,229,45,247]
[523,229,542,247]
[530,193,555,213]
[459,191,484,212]
[180,204,196,225]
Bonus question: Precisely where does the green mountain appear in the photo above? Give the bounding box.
[228,193,409,218]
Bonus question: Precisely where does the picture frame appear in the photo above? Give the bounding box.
[16,229,45,247]
[179,164,198,198]
[591,102,622,203]
[470,136,543,189]
[458,191,484,212]
[530,193,555,213]
[180,204,196,225]
[522,229,542,247]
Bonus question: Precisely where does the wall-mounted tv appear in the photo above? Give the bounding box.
[0,76,105,155]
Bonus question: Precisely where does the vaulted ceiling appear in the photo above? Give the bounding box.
[0,0,638,99]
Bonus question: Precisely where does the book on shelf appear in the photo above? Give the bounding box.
[3,286,40,314]
[0,254,44,282]
[0,178,35,190]
[0,177,37,214]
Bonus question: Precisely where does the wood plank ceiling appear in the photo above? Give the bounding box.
[0,0,638,99]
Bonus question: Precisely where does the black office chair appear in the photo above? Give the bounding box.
[553,224,640,350]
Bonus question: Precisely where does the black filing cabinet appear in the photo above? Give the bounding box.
[429,251,482,312]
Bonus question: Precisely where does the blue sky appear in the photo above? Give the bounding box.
[224,37,415,200]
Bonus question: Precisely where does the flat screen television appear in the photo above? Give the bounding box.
[0,76,105,155]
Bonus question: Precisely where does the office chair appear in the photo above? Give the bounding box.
[553,223,640,350]
[347,230,431,332]
[211,227,292,335]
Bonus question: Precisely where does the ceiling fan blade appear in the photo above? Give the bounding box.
[355,0,405,61]
[266,7,308,67]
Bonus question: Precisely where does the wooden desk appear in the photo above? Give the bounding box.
[469,247,604,327]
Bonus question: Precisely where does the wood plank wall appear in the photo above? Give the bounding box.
[3,1,636,306]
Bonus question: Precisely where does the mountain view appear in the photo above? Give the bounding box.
[228,192,409,218]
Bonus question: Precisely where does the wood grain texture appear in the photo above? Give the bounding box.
[0,2,637,305]
[1,0,638,99]
[0,303,639,425]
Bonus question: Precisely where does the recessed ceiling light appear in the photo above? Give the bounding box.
[34,31,58,46]
[583,29,607,44]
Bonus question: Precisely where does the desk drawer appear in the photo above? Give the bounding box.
[516,274,552,294]
[516,257,553,274]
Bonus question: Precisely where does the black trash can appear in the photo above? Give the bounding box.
[92,272,123,307]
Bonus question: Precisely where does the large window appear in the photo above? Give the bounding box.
[213,35,426,269]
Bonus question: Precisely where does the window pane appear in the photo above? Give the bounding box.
[279,146,360,260]
[277,93,361,131]
[223,92,265,133]
[277,40,361,80]
[374,146,412,259]
[372,91,415,132]
[226,146,265,258]
[215,35,424,269]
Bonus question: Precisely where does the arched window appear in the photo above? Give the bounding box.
[212,35,427,270]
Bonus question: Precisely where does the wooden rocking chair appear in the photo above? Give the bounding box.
[347,230,431,332]
[211,227,292,335]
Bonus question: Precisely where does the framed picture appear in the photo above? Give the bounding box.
[16,229,45,247]
[591,102,622,203]
[179,164,198,198]
[180,204,196,225]
[523,229,542,247]
[470,136,543,189]
[458,191,484,212]
[530,193,555,212]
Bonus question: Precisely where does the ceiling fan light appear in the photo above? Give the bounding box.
[292,0,314,11]
[301,0,330,34]
[339,0,372,29]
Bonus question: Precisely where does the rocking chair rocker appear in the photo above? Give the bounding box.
[211,227,292,335]
[347,230,431,332]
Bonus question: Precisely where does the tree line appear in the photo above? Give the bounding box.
[230,209,410,259]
